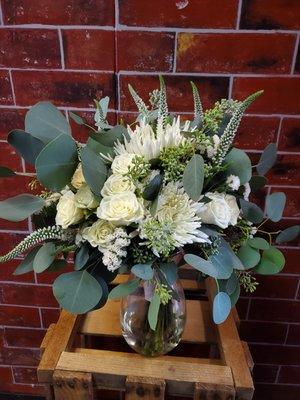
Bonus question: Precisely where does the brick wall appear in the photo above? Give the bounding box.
[0,1,299,398]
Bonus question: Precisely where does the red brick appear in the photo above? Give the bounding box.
[0,346,40,366]
[0,29,61,69]
[120,75,229,112]
[40,308,60,328]
[232,77,300,114]
[36,264,72,284]
[0,108,26,140]
[0,232,26,255]
[240,0,300,30]
[281,249,300,274]
[278,118,300,152]
[286,324,300,345]
[4,327,45,348]
[12,366,38,384]
[236,298,249,320]
[0,366,13,392]
[234,116,279,150]
[239,321,288,344]
[117,31,174,72]
[12,70,116,108]
[63,30,115,70]
[254,384,300,400]
[249,299,300,322]
[119,0,238,28]
[0,260,34,283]
[265,219,300,247]
[253,364,278,383]
[269,187,300,218]
[177,33,295,74]
[248,275,299,299]
[266,154,300,185]
[0,305,40,327]
[296,44,300,73]
[0,283,57,307]
[250,344,300,365]
[1,0,114,26]
[0,71,13,105]
[0,141,23,172]
[278,366,300,384]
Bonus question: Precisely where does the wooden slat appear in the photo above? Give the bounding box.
[53,370,93,400]
[242,341,254,373]
[56,350,233,397]
[38,311,83,383]
[125,376,165,400]
[205,278,254,400]
[80,299,216,343]
[40,323,55,354]
[194,382,235,400]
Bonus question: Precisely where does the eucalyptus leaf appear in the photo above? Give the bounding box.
[91,276,109,310]
[25,101,71,144]
[53,270,101,314]
[74,245,90,271]
[249,175,267,192]
[266,192,286,222]
[256,143,277,175]
[143,174,163,201]
[8,130,44,166]
[213,291,231,324]
[33,242,56,273]
[148,292,161,331]
[248,237,270,250]
[240,199,264,224]
[226,272,238,295]
[47,259,68,272]
[131,263,153,280]
[69,112,84,125]
[160,262,178,285]
[255,247,285,275]
[86,137,115,159]
[184,253,231,279]
[183,154,204,201]
[81,145,108,197]
[210,237,244,271]
[150,196,159,217]
[90,125,127,147]
[13,246,42,275]
[0,194,45,222]
[108,278,140,299]
[35,134,78,191]
[238,244,261,269]
[276,225,300,244]
[0,166,15,177]
[230,281,240,307]
[225,148,252,184]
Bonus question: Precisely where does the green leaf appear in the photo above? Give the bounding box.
[230,281,240,307]
[184,253,232,279]
[53,270,101,314]
[238,244,261,269]
[90,125,127,147]
[240,199,264,224]
[0,166,15,177]
[148,292,161,331]
[143,174,163,201]
[0,194,45,222]
[47,259,68,272]
[33,242,56,273]
[225,148,252,185]
[35,134,78,191]
[8,130,44,166]
[183,154,204,201]
[81,145,108,197]
[131,263,153,280]
[266,192,286,222]
[150,196,159,217]
[213,291,231,324]
[248,237,270,250]
[25,101,71,144]
[255,247,285,275]
[69,112,84,125]
[108,278,140,299]
[256,143,277,175]
[210,237,244,271]
[159,262,178,285]
[226,272,238,295]
[249,175,267,192]
[276,225,300,244]
[74,245,90,271]
[86,137,115,159]
[13,246,42,275]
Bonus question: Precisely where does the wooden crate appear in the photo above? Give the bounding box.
[38,277,254,400]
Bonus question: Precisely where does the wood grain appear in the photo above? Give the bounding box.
[126,376,165,400]
[53,370,93,400]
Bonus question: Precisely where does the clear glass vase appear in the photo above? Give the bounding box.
[120,276,186,357]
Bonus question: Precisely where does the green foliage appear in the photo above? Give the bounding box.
[159,262,178,286]
[276,225,300,244]
[81,145,108,197]
[69,112,84,125]
[182,154,204,201]
[240,199,264,224]
[190,81,203,120]
[148,292,161,330]
[128,84,150,120]
[0,194,45,222]
[108,278,140,299]
[184,253,231,279]
[8,130,44,166]
[13,246,42,275]
[256,143,277,175]
[143,174,163,201]
[238,271,258,293]
[142,219,176,257]
[90,125,127,147]
[266,192,286,222]
[35,134,78,191]
[224,148,252,185]
[160,142,194,182]
[249,175,267,192]
[248,237,270,250]
[127,156,150,182]
[0,166,15,177]
[255,247,285,275]
[213,291,231,324]
[131,263,154,280]
[74,244,90,271]
[238,243,261,268]
[33,242,56,273]
[157,76,168,130]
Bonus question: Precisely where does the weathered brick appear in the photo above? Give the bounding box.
[239,321,288,344]
[119,0,239,28]
[12,367,38,384]
[0,305,40,327]
[295,43,300,73]
[40,308,60,328]
[0,108,26,140]
[249,343,300,365]
[266,154,300,185]
[249,299,300,322]
[4,327,45,348]
[0,283,57,307]
[0,232,26,255]
[254,384,300,400]
[253,365,279,383]
[117,31,174,72]
[278,118,300,152]
[0,71,13,105]
[278,366,300,384]
[0,346,40,366]
[286,324,300,345]
[233,77,300,114]
[120,75,229,112]
[1,0,115,26]
[281,249,300,274]
[63,29,115,70]
[249,275,299,299]
[0,29,61,69]
[12,70,116,108]
[0,260,34,283]
[240,0,300,30]
[177,33,295,74]
[0,142,23,171]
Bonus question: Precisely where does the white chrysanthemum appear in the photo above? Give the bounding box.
[226,174,241,191]
[114,117,186,161]
[153,181,209,247]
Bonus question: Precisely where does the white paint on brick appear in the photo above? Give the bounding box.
[8,69,16,105]
[290,33,300,74]
[236,0,243,30]
[0,2,3,25]
[57,28,65,69]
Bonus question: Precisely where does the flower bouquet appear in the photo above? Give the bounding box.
[0,77,298,357]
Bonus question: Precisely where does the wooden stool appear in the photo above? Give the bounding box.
[38,277,254,400]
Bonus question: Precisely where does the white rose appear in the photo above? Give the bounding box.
[55,190,84,229]
[111,154,135,175]
[101,174,135,197]
[71,163,85,189]
[198,192,239,229]
[74,184,99,209]
[97,191,144,226]
[82,219,115,248]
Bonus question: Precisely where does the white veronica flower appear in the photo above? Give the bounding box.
[114,117,186,161]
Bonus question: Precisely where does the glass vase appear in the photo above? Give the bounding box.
[120,275,186,357]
